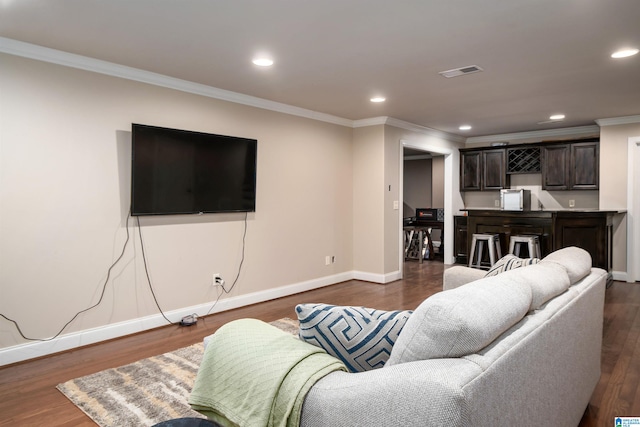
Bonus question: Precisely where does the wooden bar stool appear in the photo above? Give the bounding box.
[468,233,502,269]
[509,235,541,258]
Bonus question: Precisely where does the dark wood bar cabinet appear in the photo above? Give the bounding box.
[456,210,614,280]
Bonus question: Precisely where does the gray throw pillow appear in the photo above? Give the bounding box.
[387,279,532,365]
[541,246,591,284]
[501,262,571,310]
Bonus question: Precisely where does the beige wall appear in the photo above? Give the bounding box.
[352,125,385,275]
[0,52,463,360]
[402,155,446,213]
[351,125,462,279]
[383,126,401,274]
[0,53,354,351]
[432,156,445,207]
[7,44,630,359]
[600,122,640,275]
[403,159,433,216]
[600,123,640,208]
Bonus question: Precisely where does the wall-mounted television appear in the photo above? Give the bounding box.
[131,123,257,216]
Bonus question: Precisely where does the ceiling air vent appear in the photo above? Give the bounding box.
[438,65,484,78]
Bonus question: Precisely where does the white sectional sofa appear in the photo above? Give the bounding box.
[299,247,607,426]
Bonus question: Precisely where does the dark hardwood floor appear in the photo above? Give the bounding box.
[0,260,638,426]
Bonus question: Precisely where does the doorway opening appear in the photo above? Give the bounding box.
[397,139,459,278]
[402,147,445,263]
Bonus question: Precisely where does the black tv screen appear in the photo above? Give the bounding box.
[131,124,257,216]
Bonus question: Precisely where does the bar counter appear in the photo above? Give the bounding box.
[458,209,616,276]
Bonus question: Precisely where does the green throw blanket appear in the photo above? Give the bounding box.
[189,318,346,427]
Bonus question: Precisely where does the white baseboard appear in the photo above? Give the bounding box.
[0,271,355,366]
[611,270,630,282]
[353,270,401,284]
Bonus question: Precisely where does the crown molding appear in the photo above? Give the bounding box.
[385,117,466,143]
[3,36,461,135]
[595,115,640,127]
[352,116,389,127]
[353,116,464,143]
[5,37,612,142]
[0,37,353,128]
[465,125,600,145]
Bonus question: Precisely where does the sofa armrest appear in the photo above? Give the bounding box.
[301,358,481,427]
[443,265,486,290]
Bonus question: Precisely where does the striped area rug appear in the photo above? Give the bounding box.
[57,318,299,427]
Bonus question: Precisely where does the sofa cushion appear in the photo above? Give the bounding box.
[485,253,540,277]
[540,246,592,284]
[295,303,412,372]
[387,279,532,365]
[506,262,571,310]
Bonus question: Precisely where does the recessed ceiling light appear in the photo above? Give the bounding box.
[611,48,639,59]
[459,125,472,131]
[370,96,386,103]
[549,114,565,120]
[252,57,274,67]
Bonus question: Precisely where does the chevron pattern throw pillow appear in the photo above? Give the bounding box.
[295,303,412,372]
[485,253,540,277]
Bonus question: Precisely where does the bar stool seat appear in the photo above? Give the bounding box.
[468,233,502,270]
[509,235,541,259]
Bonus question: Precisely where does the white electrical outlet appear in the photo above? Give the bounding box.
[325,256,331,265]
[569,199,575,208]
[212,273,223,286]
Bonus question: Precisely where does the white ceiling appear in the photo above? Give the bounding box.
[1,0,639,138]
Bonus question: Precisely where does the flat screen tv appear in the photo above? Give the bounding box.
[131,123,257,216]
